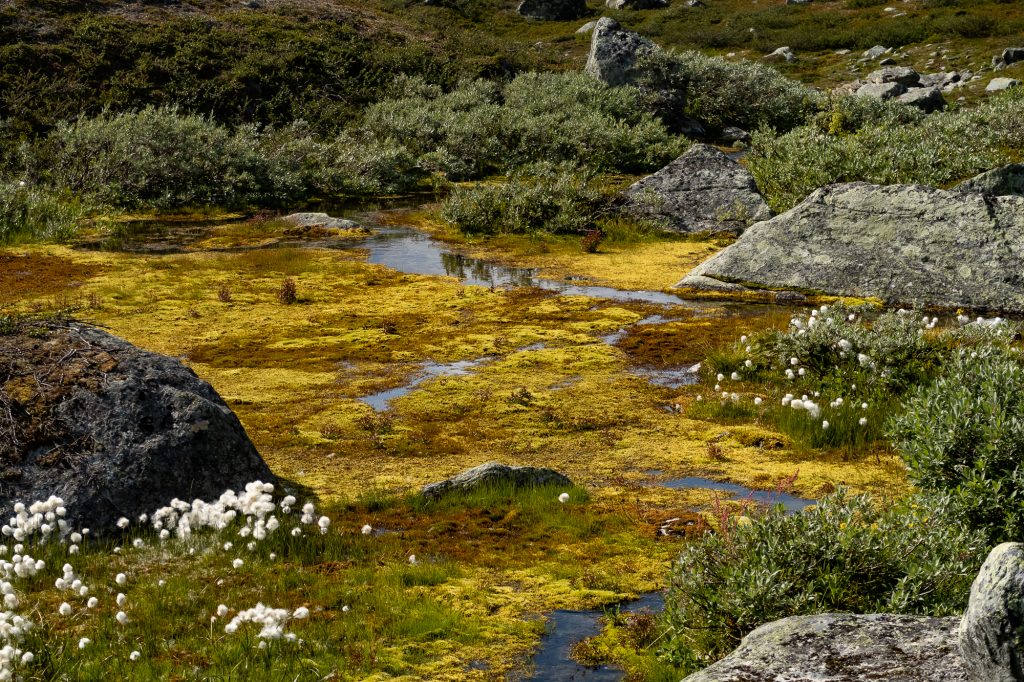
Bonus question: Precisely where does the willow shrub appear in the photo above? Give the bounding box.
[661,492,985,673]
[439,164,607,236]
[749,88,1024,211]
[891,346,1024,543]
[360,73,686,180]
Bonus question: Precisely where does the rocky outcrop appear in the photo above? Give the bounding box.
[841,65,949,110]
[683,613,966,681]
[957,164,1024,197]
[677,182,1024,312]
[421,462,572,500]
[0,322,273,535]
[281,212,359,230]
[517,0,587,20]
[959,542,1024,681]
[584,17,660,87]
[622,144,771,234]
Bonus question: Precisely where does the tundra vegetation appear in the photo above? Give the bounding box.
[2,0,1024,679]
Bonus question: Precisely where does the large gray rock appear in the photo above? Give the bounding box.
[677,182,1024,312]
[959,543,1024,681]
[957,164,1024,197]
[622,144,771,234]
[421,462,572,500]
[867,66,921,86]
[584,17,660,87]
[897,86,946,113]
[281,212,359,230]
[1003,47,1024,66]
[0,323,273,536]
[683,613,966,681]
[856,81,907,100]
[606,0,669,8]
[517,0,587,20]
[988,78,1021,92]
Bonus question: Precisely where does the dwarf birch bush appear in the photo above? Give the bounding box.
[440,163,606,236]
[30,108,422,209]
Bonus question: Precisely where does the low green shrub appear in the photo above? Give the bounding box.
[891,346,1024,543]
[29,108,423,209]
[661,492,986,672]
[749,88,1024,211]
[439,164,607,236]
[33,107,268,208]
[640,51,821,132]
[0,180,87,244]
[360,73,685,180]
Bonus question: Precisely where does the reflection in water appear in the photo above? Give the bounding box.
[658,477,815,514]
[360,359,487,412]
[356,228,707,306]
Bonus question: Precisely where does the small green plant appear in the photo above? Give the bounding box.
[0,181,86,244]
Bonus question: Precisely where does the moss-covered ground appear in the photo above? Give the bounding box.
[0,214,907,679]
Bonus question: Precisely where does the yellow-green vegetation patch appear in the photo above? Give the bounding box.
[0,238,909,678]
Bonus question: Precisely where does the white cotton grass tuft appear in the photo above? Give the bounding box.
[558,493,570,504]
[223,603,305,640]
[361,524,373,535]
[129,651,141,661]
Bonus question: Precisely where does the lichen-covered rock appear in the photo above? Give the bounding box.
[897,86,946,113]
[281,212,360,230]
[584,17,660,87]
[623,144,771,234]
[856,81,907,100]
[958,164,1024,196]
[0,322,274,535]
[959,543,1024,681]
[606,0,669,8]
[677,182,1024,312]
[683,613,967,682]
[987,78,1021,92]
[517,0,587,20]
[420,462,572,499]
[867,66,921,86]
